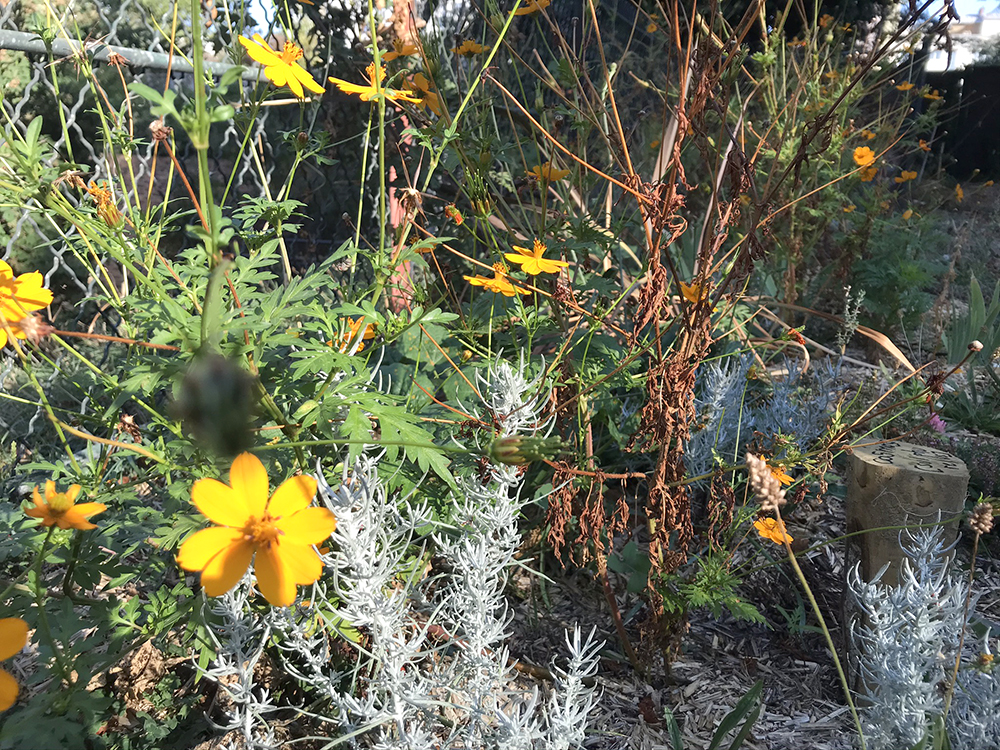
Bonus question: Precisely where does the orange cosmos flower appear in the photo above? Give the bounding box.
[514,0,550,14]
[328,63,421,104]
[239,34,325,98]
[843,204,856,213]
[860,166,878,182]
[85,181,122,226]
[894,170,917,183]
[464,263,528,296]
[527,162,570,182]
[918,139,931,152]
[895,81,914,91]
[903,209,914,220]
[24,481,106,530]
[923,89,943,101]
[505,239,569,276]
[818,13,833,27]
[405,72,442,115]
[451,40,489,56]
[0,618,27,711]
[0,260,52,349]
[853,146,876,167]
[955,184,964,203]
[177,453,336,607]
[337,317,376,353]
[754,517,793,545]
[860,129,876,140]
[382,39,419,62]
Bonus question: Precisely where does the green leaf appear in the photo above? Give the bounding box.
[707,680,762,750]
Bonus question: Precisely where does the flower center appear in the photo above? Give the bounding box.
[280,42,304,64]
[242,513,282,548]
[48,492,73,514]
[492,262,507,276]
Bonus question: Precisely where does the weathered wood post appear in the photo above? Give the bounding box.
[844,441,970,693]
[845,441,969,587]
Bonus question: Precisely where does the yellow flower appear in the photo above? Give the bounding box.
[0,261,52,348]
[464,263,528,296]
[770,465,793,486]
[903,209,914,220]
[823,70,839,80]
[514,0,550,14]
[843,204,856,213]
[955,184,964,203]
[861,129,876,140]
[860,166,878,182]
[894,170,917,183]
[679,280,710,304]
[754,517,793,545]
[177,453,337,607]
[505,239,569,276]
[451,40,489,56]
[406,72,442,115]
[337,317,376,353]
[329,63,421,104]
[0,618,27,711]
[239,34,325,98]
[24,480,106,530]
[738,193,751,206]
[647,22,657,32]
[853,146,876,167]
[918,139,931,152]
[895,81,914,91]
[923,89,943,101]
[382,39,419,62]
[527,162,570,182]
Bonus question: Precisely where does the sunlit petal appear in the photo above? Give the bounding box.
[267,475,317,519]
[0,619,28,662]
[191,478,248,527]
[276,506,337,545]
[254,546,296,607]
[177,527,244,571]
[200,538,254,596]
[229,453,269,518]
[277,542,323,585]
[0,669,18,712]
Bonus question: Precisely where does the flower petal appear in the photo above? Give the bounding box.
[58,509,98,530]
[254,546,297,606]
[291,66,325,95]
[277,542,323,585]
[191,477,247,527]
[239,34,282,67]
[200,538,254,597]
[72,502,107,519]
[267,475,317,519]
[229,453,269,518]
[177,527,244,572]
[0,619,28,661]
[276,506,337,545]
[9,273,53,310]
[0,668,17,712]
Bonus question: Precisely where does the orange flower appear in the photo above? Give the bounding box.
[24,481,106,530]
[754,517,793,545]
[444,204,464,225]
[843,204,856,213]
[955,184,964,203]
[679,280,710,304]
[328,63,421,104]
[514,0,550,14]
[406,72,442,115]
[853,146,876,167]
[860,129,876,140]
[986,181,995,187]
[527,162,570,182]
[177,453,337,607]
[646,22,657,32]
[239,34,325,98]
[895,81,914,91]
[770,465,793,486]
[505,239,569,276]
[903,209,914,220]
[85,181,122,226]
[894,170,917,183]
[818,13,834,27]
[859,166,878,182]
[0,618,27,711]
[918,139,931,152]
[337,317,376,353]
[464,263,528,296]
[451,40,489,56]
[0,260,52,348]
[923,89,943,101]
[382,39,419,62]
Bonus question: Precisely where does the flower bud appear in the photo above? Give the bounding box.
[488,435,567,466]
[970,340,984,352]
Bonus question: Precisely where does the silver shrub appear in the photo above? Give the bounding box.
[195,354,603,749]
[847,525,1000,750]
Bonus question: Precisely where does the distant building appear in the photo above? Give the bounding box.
[925,5,1000,71]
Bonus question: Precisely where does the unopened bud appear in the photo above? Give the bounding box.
[488,435,568,466]
[970,340,984,352]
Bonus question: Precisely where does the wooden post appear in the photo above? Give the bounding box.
[845,441,969,587]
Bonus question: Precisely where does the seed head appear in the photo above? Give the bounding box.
[746,452,787,513]
[969,501,994,536]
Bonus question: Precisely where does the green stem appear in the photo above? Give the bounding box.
[31,527,74,685]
